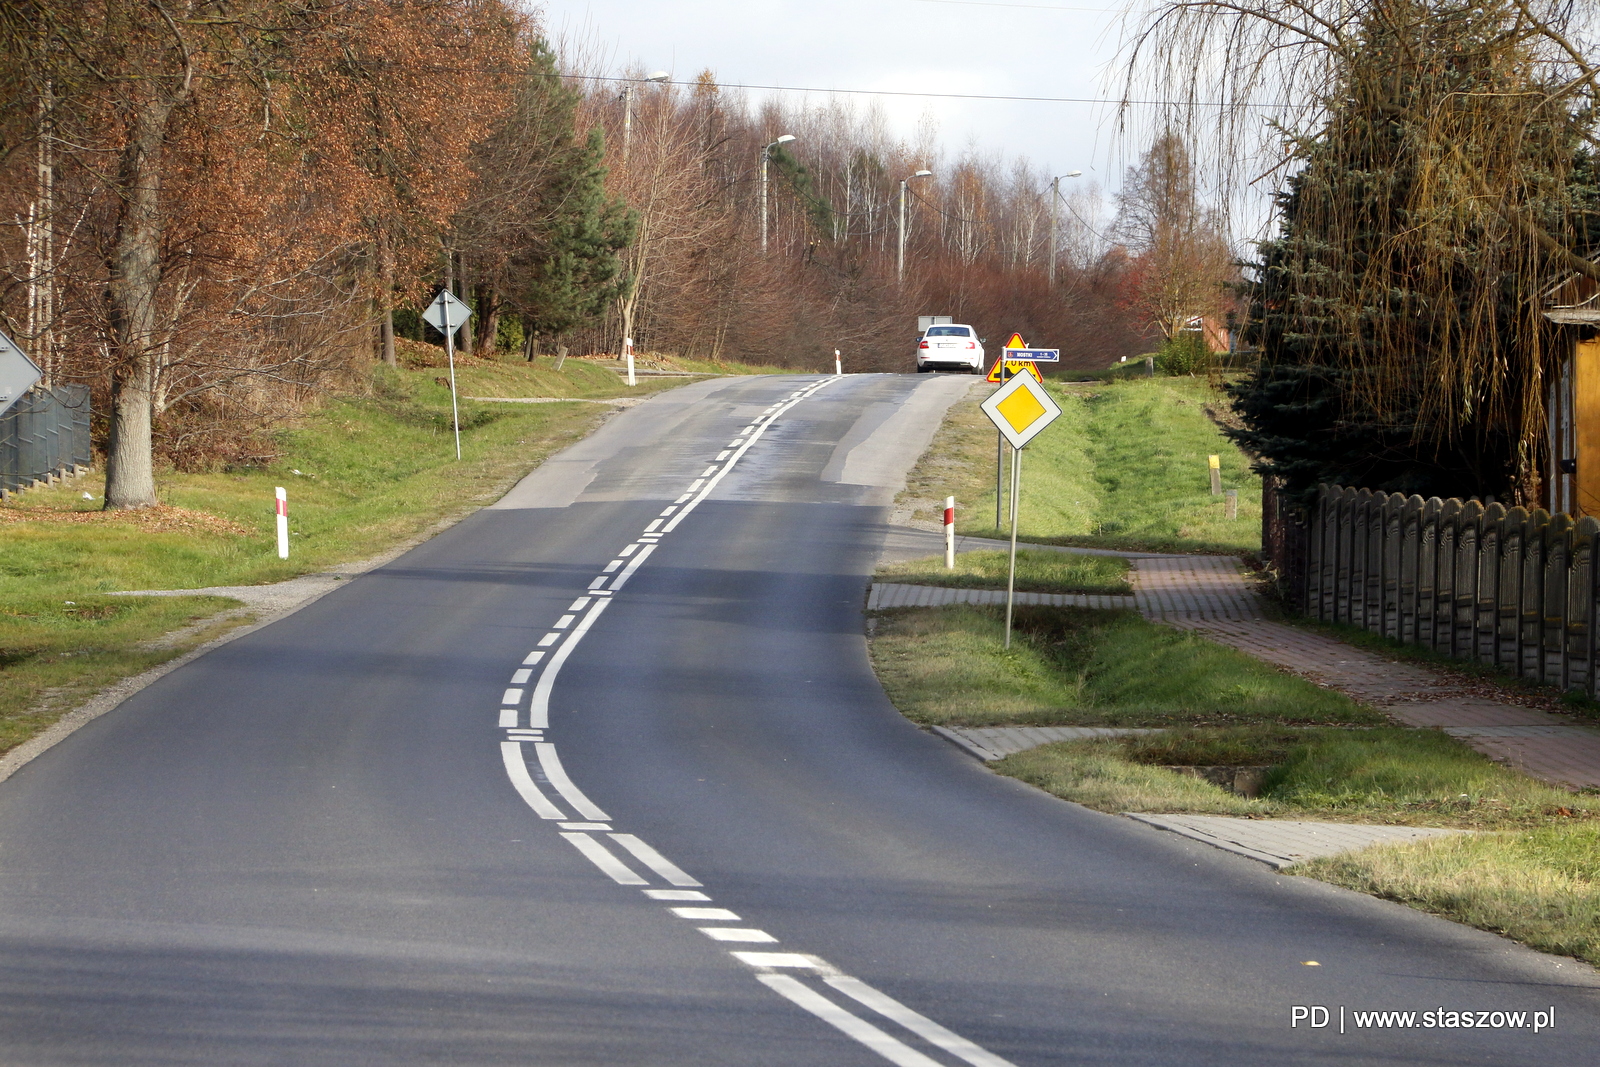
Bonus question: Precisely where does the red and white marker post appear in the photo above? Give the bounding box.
[835,348,842,376]
[944,496,955,569]
[625,336,636,387]
[275,487,288,560]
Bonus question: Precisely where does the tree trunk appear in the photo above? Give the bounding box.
[379,230,397,366]
[104,92,182,510]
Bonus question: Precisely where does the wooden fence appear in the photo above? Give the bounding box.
[1301,484,1600,693]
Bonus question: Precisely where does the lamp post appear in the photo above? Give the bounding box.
[898,169,933,284]
[622,71,670,165]
[761,134,797,255]
[1047,170,1082,285]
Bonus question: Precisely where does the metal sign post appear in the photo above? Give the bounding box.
[422,290,473,460]
[980,372,1063,648]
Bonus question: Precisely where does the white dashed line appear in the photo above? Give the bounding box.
[699,927,778,943]
[671,907,740,921]
[501,688,523,705]
[538,633,561,647]
[608,543,656,591]
[528,599,613,728]
[553,615,575,629]
[645,889,711,901]
[511,669,532,684]
[702,466,718,477]
[568,597,592,612]
[660,506,677,516]
[716,450,732,460]
[561,832,647,885]
[521,651,545,666]
[644,519,663,533]
[603,559,624,572]
[560,821,611,831]
[588,575,610,589]
[620,543,640,557]
[609,833,701,886]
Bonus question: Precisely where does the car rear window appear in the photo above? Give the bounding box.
[925,326,971,337]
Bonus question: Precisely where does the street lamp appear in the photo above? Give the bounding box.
[761,134,797,255]
[622,71,670,165]
[898,169,933,284]
[1048,170,1082,285]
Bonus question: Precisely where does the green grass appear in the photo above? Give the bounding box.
[0,356,725,755]
[993,726,1597,827]
[1303,826,1600,967]
[867,604,1375,728]
[876,550,1130,595]
[0,593,249,753]
[897,377,1260,554]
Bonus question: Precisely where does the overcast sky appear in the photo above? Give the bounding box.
[547,1,1152,200]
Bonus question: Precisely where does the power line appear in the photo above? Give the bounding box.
[910,0,1121,12]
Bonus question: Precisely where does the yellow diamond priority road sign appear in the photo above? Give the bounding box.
[980,370,1061,450]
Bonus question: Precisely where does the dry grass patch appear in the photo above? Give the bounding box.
[1303,827,1600,966]
[998,741,1271,815]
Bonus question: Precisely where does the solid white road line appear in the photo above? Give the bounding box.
[561,832,647,885]
[500,742,565,819]
[645,889,710,901]
[670,907,740,921]
[607,542,657,592]
[663,377,839,534]
[699,928,777,942]
[528,598,612,729]
[756,975,945,1067]
[825,977,1017,1067]
[535,743,611,822]
[609,833,702,886]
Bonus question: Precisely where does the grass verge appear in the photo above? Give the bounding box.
[876,550,1130,595]
[897,376,1260,554]
[1303,827,1600,967]
[0,355,726,756]
[868,604,1374,728]
[994,726,1596,828]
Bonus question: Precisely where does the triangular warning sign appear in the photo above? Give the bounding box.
[986,357,1044,383]
[1004,332,1027,350]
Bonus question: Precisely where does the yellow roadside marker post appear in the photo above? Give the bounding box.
[979,372,1063,648]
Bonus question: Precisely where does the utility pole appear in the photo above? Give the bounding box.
[898,170,932,284]
[761,134,796,255]
[1048,171,1081,287]
[621,72,668,167]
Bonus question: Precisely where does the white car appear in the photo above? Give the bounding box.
[916,324,985,373]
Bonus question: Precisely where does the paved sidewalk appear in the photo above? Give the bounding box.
[1129,555,1600,790]
[1124,814,1465,869]
[934,725,1158,761]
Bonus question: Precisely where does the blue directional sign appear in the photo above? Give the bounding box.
[1007,348,1059,363]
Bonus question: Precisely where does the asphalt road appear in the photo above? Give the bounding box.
[0,372,1595,1065]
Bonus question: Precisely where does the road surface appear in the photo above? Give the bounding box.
[0,373,1594,1065]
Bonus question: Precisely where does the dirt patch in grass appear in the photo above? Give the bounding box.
[868,604,1375,728]
[876,550,1130,595]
